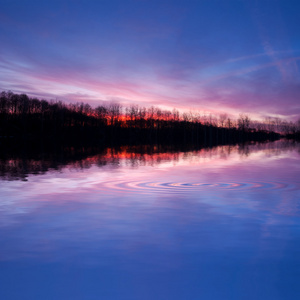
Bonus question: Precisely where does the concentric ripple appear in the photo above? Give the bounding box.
[100,180,294,194]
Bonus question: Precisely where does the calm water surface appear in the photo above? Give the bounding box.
[0,141,300,299]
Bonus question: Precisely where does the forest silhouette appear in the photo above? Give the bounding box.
[2,91,297,149]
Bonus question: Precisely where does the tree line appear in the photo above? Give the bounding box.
[1,91,297,146]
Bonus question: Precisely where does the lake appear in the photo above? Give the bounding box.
[0,140,299,299]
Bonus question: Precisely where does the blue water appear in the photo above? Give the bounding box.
[0,141,299,299]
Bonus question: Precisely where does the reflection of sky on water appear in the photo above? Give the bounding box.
[0,141,300,299]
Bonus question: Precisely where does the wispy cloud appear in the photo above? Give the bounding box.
[1,0,300,121]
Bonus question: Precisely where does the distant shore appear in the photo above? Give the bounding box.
[1,91,299,147]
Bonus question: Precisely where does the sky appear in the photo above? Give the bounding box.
[0,0,300,121]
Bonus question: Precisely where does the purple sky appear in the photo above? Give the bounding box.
[0,0,300,120]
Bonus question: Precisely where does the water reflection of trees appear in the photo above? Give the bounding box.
[0,140,298,181]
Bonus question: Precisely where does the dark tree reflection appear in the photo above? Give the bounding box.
[0,140,298,181]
